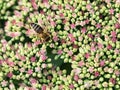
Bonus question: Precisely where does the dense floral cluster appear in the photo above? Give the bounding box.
[0,0,120,89]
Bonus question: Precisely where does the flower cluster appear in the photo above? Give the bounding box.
[0,0,120,89]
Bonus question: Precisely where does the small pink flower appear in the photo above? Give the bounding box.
[79,61,84,67]
[91,45,96,52]
[9,83,15,89]
[62,19,67,24]
[59,13,64,18]
[8,61,15,67]
[30,57,36,62]
[19,68,25,73]
[41,64,47,68]
[1,80,8,87]
[88,34,94,39]
[72,44,78,48]
[64,25,70,30]
[57,50,63,55]
[114,70,120,76]
[50,21,56,27]
[27,69,33,75]
[16,22,23,27]
[0,60,3,65]
[97,43,103,49]
[67,50,73,56]
[100,60,105,67]
[109,8,114,15]
[85,19,90,24]
[109,78,116,84]
[11,20,17,25]
[107,44,112,50]
[61,39,66,44]
[114,49,119,54]
[35,67,41,72]
[94,71,100,77]
[80,21,86,26]
[35,40,41,45]
[74,75,79,82]
[111,31,116,37]
[96,23,101,28]
[111,37,117,42]
[115,22,120,29]
[30,78,37,84]
[72,13,77,18]
[69,84,74,89]
[68,33,76,42]
[14,11,22,17]
[7,72,13,78]
[41,55,47,61]
[20,56,26,61]
[71,6,75,11]
[31,0,38,10]
[7,32,21,38]
[47,75,52,80]
[89,67,94,73]
[74,68,81,75]
[53,35,59,42]
[84,53,90,59]
[86,4,92,11]
[81,27,87,34]
[70,23,76,29]
[58,4,62,9]
[43,0,48,3]
[42,85,46,90]
[51,4,58,10]
[66,4,71,9]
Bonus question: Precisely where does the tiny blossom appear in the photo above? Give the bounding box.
[84,81,92,89]
[97,42,103,49]
[86,4,92,11]
[80,21,86,26]
[88,67,94,73]
[111,37,117,42]
[9,83,15,89]
[88,34,94,39]
[60,13,64,18]
[41,55,47,61]
[30,57,36,62]
[35,40,41,45]
[94,71,100,77]
[109,78,116,84]
[81,27,87,34]
[96,23,101,29]
[30,78,37,84]
[85,19,90,24]
[115,22,120,29]
[31,0,38,10]
[90,45,96,51]
[42,85,46,90]
[69,84,74,89]
[99,60,105,67]
[111,31,116,37]
[70,23,76,29]
[79,61,84,67]
[59,85,63,90]
[65,4,71,9]
[27,69,33,75]
[1,80,8,87]
[67,50,73,56]
[84,53,90,59]
[109,8,114,15]
[74,68,81,75]
[114,70,120,76]
[7,72,13,78]
[35,67,41,72]
[57,50,63,55]
[7,32,21,37]
[50,21,56,27]
[114,49,119,54]
[107,44,112,50]
[41,63,47,68]
[74,75,79,82]
[19,68,25,73]
[53,35,59,42]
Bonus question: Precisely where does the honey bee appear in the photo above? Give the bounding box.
[30,23,51,43]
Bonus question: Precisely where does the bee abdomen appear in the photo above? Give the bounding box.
[30,23,43,33]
